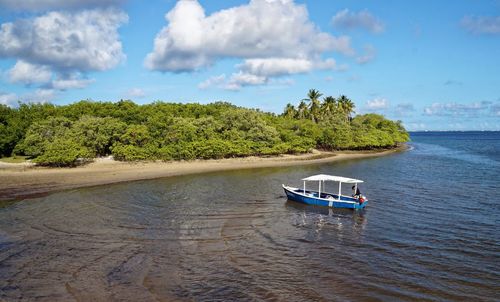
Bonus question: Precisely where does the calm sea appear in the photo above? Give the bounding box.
[0,132,499,301]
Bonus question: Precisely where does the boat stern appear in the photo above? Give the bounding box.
[354,196,368,209]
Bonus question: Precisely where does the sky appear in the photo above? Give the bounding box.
[0,0,499,131]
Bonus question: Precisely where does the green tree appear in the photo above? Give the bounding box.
[71,116,127,156]
[338,95,355,122]
[111,124,155,161]
[0,98,409,164]
[321,96,338,120]
[119,124,151,147]
[304,89,323,122]
[33,137,92,167]
[297,100,309,119]
[165,117,198,143]
[193,116,223,140]
[14,117,72,157]
[283,103,297,118]
[0,105,19,157]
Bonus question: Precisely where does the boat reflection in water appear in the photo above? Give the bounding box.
[285,199,368,239]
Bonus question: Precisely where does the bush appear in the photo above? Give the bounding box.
[14,117,72,157]
[111,143,157,161]
[156,142,196,160]
[33,138,92,167]
[71,116,127,156]
[192,139,232,159]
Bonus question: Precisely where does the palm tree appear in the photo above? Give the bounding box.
[283,103,297,118]
[338,95,355,122]
[343,99,355,122]
[304,89,323,122]
[297,101,308,119]
[321,96,337,119]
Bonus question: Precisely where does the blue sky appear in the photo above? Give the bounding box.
[0,0,499,131]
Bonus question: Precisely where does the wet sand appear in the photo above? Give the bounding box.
[0,147,406,201]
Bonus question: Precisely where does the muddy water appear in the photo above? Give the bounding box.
[0,132,499,301]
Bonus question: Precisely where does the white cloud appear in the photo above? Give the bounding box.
[240,58,313,77]
[126,87,146,98]
[238,57,339,78]
[332,9,384,33]
[0,89,57,106]
[0,8,127,95]
[356,45,376,64]
[0,8,128,72]
[145,0,354,73]
[366,97,389,110]
[225,71,267,90]
[51,74,95,90]
[423,101,491,117]
[0,0,124,11]
[27,89,56,102]
[7,61,95,91]
[0,92,18,106]
[198,74,226,90]
[6,61,95,91]
[461,16,500,34]
[7,60,52,84]
[199,72,297,91]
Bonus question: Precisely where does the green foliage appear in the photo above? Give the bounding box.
[0,105,17,157]
[164,117,198,143]
[0,92,409,165]
[14,117,72,157]
[284,91,409,150]
[71,116,127,156]
[192,139,238,159]
[111,143,157,161]
[119,124,151,147]
[319,123,355,150]
[33,137,92,167]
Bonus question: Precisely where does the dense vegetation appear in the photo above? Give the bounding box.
[0,89,409,166]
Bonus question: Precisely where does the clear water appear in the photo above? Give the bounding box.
[0,132,499,301]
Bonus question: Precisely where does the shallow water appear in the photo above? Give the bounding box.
[0,132,499,301]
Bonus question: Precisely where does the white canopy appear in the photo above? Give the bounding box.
[301,174,363,183]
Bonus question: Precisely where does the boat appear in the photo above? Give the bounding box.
[282,174,368,210]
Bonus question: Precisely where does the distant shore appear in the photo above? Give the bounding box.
[0,145,407,202]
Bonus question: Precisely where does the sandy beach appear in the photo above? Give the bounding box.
[0,147,406,201]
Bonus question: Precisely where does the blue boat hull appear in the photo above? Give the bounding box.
[283,185,367,210]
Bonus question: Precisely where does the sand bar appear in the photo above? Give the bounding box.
[0,146,406,202]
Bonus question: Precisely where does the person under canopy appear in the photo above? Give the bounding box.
[352,185,361,197]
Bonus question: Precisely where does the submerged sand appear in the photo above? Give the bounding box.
[0,147,406,201]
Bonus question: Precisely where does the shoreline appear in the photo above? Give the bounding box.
[0,145,407,202]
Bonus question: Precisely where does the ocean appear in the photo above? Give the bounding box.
[0,131,498,301]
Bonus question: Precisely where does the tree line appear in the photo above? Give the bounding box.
[284,89,356,123]
[0,90,409,166]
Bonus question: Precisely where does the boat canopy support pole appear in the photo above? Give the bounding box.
[318,181,321,197]
[354,183,358,197]
[303,181,306,195]
[338,182,342,200]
